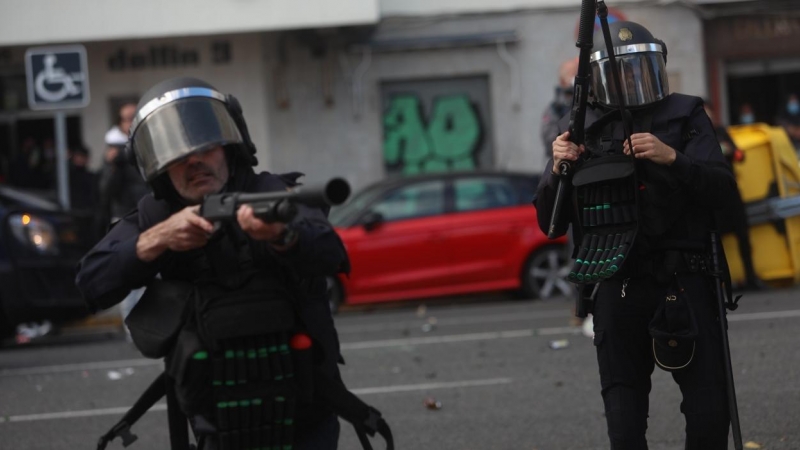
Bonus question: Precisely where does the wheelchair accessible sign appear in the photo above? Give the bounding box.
[25,45,90,110]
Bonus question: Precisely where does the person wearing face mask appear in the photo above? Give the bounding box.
[738,102,756,125]
[776,93,800,152]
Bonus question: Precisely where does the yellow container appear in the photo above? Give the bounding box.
[723,124,800,285]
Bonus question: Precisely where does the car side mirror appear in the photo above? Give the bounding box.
[361,211,384,232]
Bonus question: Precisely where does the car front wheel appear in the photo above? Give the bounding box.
[521,245,574,299]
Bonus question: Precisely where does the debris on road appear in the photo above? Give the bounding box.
[549,339,570,350]
[107,368,135,381]
[421,317,438,332]
[744,442,762,449]
[416,305,427,318]
[15,321,53,344]
[424,397,442,410]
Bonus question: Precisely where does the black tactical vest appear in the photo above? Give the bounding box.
[565,94,703,284]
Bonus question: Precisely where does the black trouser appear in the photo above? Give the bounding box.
[592,273,730,450]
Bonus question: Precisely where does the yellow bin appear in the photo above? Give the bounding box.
[724,124,800,285]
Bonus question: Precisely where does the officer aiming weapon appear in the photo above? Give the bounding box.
[710,230,744,450]
[201,177,351,223]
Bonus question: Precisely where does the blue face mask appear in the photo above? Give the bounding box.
[788,101,800,115]
[740,113,755,124]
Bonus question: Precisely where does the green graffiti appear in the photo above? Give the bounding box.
[383,96,432,167]
[383,94,481,174]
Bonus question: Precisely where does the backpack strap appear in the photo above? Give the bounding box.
[313,373,394,450]
[97,373,167,450]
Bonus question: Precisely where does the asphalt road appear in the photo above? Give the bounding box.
[1,285,798,450]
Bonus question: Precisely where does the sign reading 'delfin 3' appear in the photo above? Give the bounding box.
[25,45,90,110]
[106,41,232,71]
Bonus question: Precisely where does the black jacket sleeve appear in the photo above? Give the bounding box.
[75,197,166,312]
[669,104,738,209]
[252,173,350,277]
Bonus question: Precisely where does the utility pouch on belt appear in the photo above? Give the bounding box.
[166,275,316,450]
[568,153,639,284]
[649,276,698,372]
[125,280,194,359]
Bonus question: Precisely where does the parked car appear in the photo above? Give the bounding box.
[0,186,96,341]
[327,171,570,311]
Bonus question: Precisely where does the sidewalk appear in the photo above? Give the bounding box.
[60,304,124,333]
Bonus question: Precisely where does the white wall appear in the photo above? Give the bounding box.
[0,0,379,46]
[82,33,272,171]
[379,0,642,16]
[262,3,707,192]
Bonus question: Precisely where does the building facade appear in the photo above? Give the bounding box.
[0,0,708,196]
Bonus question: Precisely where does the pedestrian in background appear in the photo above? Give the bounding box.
[776,93,800,154]
[704,101,765,291]
[98,102,150,335]
[540,58,579,160]
[738,102,756,125]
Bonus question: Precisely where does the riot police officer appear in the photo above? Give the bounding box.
[535,22,738,449]
[75,77,369,450]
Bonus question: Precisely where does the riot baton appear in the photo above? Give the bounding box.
[709,230,743,450]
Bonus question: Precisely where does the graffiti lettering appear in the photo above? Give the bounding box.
[383,94,481,175]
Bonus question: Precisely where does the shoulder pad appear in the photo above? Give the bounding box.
[651,94,703,124]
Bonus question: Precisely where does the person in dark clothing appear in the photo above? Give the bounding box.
[99,102,150,221]
[703,102,765,291]
[67,143,99,212]
[75,78,351,450]
[776,93,800,153]
[536,21,738,449]
[540,58,579,160]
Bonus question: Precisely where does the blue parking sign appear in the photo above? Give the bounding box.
[25,45,90,110]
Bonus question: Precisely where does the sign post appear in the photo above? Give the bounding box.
[25,45,90,211]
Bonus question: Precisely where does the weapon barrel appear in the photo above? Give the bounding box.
[201,178,351,221]
[237,177,351,207]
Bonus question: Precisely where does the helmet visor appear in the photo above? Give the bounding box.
[132,98,243,181]
[591,53,669,107]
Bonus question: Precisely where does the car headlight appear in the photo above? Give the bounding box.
[7,213,58,254]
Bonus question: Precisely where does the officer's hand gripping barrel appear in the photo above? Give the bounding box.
[201,178,351,223]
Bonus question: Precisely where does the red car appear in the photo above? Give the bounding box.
[327,171,570,311]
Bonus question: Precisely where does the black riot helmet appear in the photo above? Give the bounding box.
[128,77,258,198]
[590,21,669,108]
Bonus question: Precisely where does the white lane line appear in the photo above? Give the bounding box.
[727,310,800,321]
[352,377,513,395]
[3,308,799,378]
[0,359,162,377]
[340,329,534,350]
[0,378,511,424]
[0,404,167,423]
[537,326,583,336]
[336,310,570,334]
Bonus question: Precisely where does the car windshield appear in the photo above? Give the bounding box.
[329,183,386,227]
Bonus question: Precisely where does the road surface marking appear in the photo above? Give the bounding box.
[0,377,512,424]
[3,308,798,378]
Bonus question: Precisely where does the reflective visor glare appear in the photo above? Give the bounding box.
[591,53,669,107]
[132,98,242,180]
